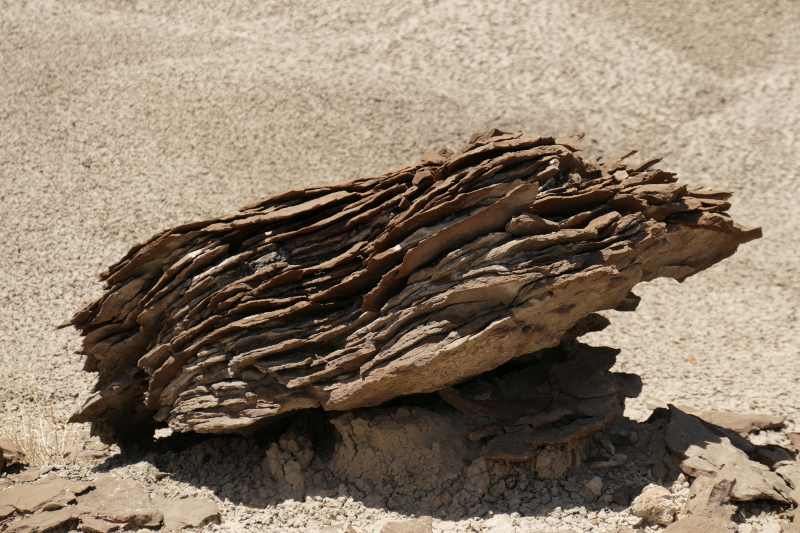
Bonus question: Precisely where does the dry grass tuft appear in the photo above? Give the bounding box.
[0,379,82,467]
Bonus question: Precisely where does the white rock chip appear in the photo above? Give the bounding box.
[630,484,677,526]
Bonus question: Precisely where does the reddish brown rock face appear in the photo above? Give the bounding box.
[63,128,760,445]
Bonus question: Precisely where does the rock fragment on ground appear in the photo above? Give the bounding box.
[590,453,628,470]
[787,433,800,452]
[685,475,736,520]
[584,476,604,497]
[78,514,122,533]
[9,470,41,484]
[5,507,81,533]
[664,405,793,503]
[75,474,162,527]
[775,461,800,505]
[754,445,796,470]
[628,406,800,533]
[645,397,786,435]
[61,128,761,444]
[0,439,26,472]
[663,514,737,533]
[151,495,220,531]
[783,522,800,533]
[0,472,218,533]
[379,516,433,533]
[630,484,677,526]
[0,475,92,514]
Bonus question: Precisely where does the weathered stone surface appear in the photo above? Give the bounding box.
[62,128,760,443]
[753,445,796,469]
[151,495,219,531]
[0,438,26,469]
[699,412,786,436]
[0,474,221,533]
[9,470,40,483]
[775,461,800,505]
[75,474,162,527]
[644,398,786,436]
[0,504,16,519]
[78,514,121,533]
[261,432,316,497]
[630,484,677,526]
[585,476,604,497]
[787,433,800,452]
[782,522,800,533]
[686,475,736,520]
[0,476,92,514]
[663,514,736,533]
[6,507,80,533]
[664,405,791,503]
[380,516,433,533]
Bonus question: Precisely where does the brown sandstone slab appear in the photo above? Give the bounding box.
[76,474,162,527]
[645,397,786,436]
[6,507,80,533]
[663,515,736,533]
[380,516,433,533]
[686,475,736,520]
[664,405,791,503]
[701,411,786,436]
[9,470,40,483]
[78,514,121,533]
[151,495,219,531]
[0,477,92,514]
[775,461,800,505]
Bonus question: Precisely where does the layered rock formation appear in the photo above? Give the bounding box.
[63,128,760,445]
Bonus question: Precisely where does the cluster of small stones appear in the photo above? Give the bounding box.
[63,128,760,447]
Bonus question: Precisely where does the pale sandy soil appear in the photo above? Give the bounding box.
[1,0,799,531]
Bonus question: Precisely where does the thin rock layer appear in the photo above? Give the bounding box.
[63,128,761,443]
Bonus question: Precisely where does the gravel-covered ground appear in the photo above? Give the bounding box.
[1,0,799,531]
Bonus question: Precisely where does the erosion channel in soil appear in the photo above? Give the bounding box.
[61,128,763,494]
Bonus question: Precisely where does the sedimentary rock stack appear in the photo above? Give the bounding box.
[63,128,760,444]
